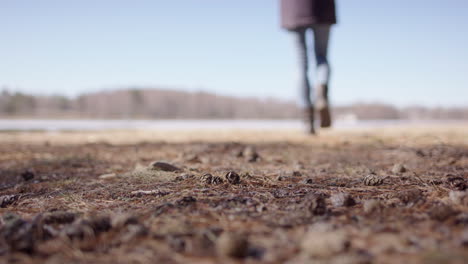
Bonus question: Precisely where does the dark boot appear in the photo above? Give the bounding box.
[304,106,315,134]
[315,84,332,128]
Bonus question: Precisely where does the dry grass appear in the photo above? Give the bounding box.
[0,125,467,263]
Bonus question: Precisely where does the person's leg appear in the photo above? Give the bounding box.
[312,25,332,127]
[292,28,315,134]
[292,28,312,108]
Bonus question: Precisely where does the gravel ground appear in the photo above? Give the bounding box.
[0,127,467,263]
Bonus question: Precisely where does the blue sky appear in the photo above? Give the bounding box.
[1,0,467,107]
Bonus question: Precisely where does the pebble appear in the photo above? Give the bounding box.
[363,199,382,214]
[216,232,249,259]
[331,192,356,207]
[149,161,181,172]
[393,189,423,205]
[306,194,327,215]
[167,236,186,252]
[119,224,148,243]
[130,189,170,197]
[277,175,286,181]
[449,191,468,206]
[459,229,468,247]
[292,171,302,177]
[62,216,111,241]
[392,164,407,174]
[243,146,259,162]
[1,214,35,253]
[99,173,117,180]
[63,221,94,240]
[428,203,458,221]
[42,211,77,224]
[21,170,35,181]
[301,229,350,258]
[182,153,201,163]
[176,196,197,207]
[303,178,314,184]
[112,214,140,228]
[174,173,194,182]
[88,215,112,233]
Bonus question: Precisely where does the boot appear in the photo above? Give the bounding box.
[315,84,332,128]
[304,106,315,134]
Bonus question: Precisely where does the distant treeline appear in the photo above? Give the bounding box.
[0,88,467,120]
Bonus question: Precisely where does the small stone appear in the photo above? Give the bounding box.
[88,215,112,233]
[216,232,249,259]
[99,173,117,180]
[233,149,244,158]
[183,153,201,163]
[176,196,197,207]
[153,203,175,217]
[294,162,305,170]
[62,216,111,241]
[149,161,181,172]
[167,236,186,252]
[301,229,350,258]
[256,204,267,213]
[454,213,468,226]
[63,221,94,240]
[363,199,382,214]
[459,229,468,247]
[392,164,407,174]
[393,189,423,205]
[43,211,77,224]
[449,191,468,206]
[292,171,302,177]
[112,214,140,228]
[331,193,356,207]
[130,189,170,197]
[225,171,241,185]
[21,170,35,181]
[305,193,327,215]
[428,203,458,221]
[363,174,384,186]
[2,212,22,224]
[303,178,314,184]
[243,146,259,163]
[120,224,148,243]
[1,214,35,253]
[174,173,194,182]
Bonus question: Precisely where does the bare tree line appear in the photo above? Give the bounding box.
[0,88,467,120]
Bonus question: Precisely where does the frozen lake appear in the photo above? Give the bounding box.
[0,119,465,131]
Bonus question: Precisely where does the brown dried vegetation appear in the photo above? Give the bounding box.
[0,131,467,263]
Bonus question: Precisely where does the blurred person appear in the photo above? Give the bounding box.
[280,0,337,134]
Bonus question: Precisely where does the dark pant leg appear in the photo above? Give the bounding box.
[292,28,312,108]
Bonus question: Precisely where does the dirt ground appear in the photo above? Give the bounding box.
[0,125,467,264]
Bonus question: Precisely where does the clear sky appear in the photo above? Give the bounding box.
[1,0,468,107]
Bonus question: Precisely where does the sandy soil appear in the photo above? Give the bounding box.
[0,125,467,263]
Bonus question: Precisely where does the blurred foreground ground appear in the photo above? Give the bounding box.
[0,124,467,263]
